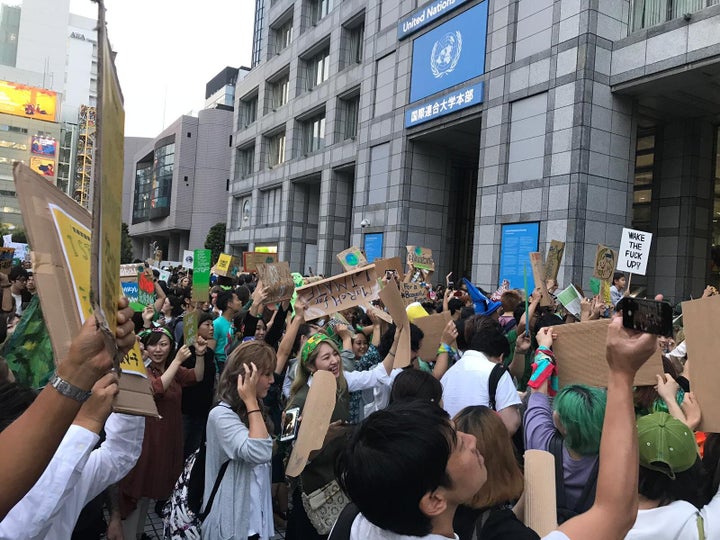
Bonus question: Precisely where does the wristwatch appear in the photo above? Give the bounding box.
[48,373,92,402]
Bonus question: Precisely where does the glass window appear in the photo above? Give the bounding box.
[307,49,330,90]
[302,113,326,154]
[267,132,286,167]
[631,0,720,31]
[262,187,282,224]
[347,24,364,65]
[310,0,332,24]
[235,145,255,178]
[632,128,655,230]
[274,19,293,53]
[271,74,290,109]
[240,93,258,128]
[340,94,359,139]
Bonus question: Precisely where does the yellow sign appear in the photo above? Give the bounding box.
[29,157,56,178]
[49,203,93,322]
[216,253,232,273]
[119,341,147,378]
[0,80,57,122]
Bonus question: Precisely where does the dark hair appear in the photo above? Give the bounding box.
[142,328,176,368]
[702,434,720,505]
[216,290,237,312]
[464,316,510,358]
[410,323,424,353]
[166,295,184,317]
[8,266,28,282]
[389,369,443,405]
[454,317,468,351]
[336,401,455,536]
[377,323,425,356]
[0,381,37,432]
[197,311,214,327]
[613,272,624,284]
[513,302,526,325]
[448,297,463,315]
[638,458,705,508]
[460,306,475,320]
[235,285,250,305]
[292,323,314,357]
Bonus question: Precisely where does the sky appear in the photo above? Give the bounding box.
[68,0,255,137]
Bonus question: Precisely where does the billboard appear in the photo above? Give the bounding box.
[409,2,488,103]
[0,80,57,122]
[31,136,57,156]
[29,157,56,177]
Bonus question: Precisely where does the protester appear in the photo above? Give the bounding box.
[610,272,627,307]
[213,289,243,371]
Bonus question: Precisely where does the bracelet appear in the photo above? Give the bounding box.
[247,409,262,415]
[48,373,92,403]
[388,350,396,356]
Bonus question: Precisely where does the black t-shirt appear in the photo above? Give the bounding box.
[454,504,540,540]
[181,345,217,416]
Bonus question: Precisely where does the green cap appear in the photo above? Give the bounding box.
[637,412,698,479]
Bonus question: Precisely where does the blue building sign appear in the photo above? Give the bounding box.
[405,81,483,128]
[498,223,540,290]
[397,0,473,40]
[409,1,488,103]
[363,232,384,263]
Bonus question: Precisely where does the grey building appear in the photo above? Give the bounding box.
[229,0,720,303]
[128,108,233,262]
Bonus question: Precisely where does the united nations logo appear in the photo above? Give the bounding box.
[430,31,462,78]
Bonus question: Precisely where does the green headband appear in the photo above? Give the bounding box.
[301,333,333,365]
[138,326,175,344]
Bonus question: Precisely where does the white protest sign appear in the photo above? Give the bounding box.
[182,250,194,269]
[617,227,652,275]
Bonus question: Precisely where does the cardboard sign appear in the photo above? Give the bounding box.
[120,263,140,278]
[529,252,553,307]
[544,240,565,282]
[286,370,337,477]
[296,265,380,320]
[243,251,278,272]
[617,227,652,275]
[13,163,157,417]
[182,250,194,269]
[337,247,368,272]
[256,261,295,303]
[413,311,451,361]
[593,244,617,281]
[192,249,211,303]
[524,450,558,536]
[552,319,662,388]
[137,268,156,306]
[682,295,720,432]
[372,256,405,281]
[400,282,428,306]
[406,246,435,272]
[378,280,412,368]
[215,253,233,276]
[184,309,199,347]
[119,341,147,378]
[0,246,14,274]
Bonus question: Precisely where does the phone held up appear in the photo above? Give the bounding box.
[617,297,673,337]
[280,406,301,442]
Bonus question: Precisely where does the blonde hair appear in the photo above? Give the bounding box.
[289,338,347,401]
[453,406,524,508]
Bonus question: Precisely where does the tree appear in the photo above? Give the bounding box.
[204,222,226,265]
[0,225,27,245]
[121,222,133,264]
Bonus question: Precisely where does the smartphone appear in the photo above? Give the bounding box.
[280,407,301,442]
[447,281,454,290]
[617,297,673,337]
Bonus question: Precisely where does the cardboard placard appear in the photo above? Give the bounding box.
[13,163,157,417]
[372,256,405,282]
[551,318,662,388]
[256,261,295,303]
[296,265,380,320]
[215,253,233,276]
[406,245,435,272]
[243,251,278,272]
[119,341,148,378]
[286,370,337,477]
[120,263,140,278]
[0,246,14,274]
[544,240,565,282]
[413,311,451,361]
[365,303,393,324]
[400,281,428,306]
[593,244,617,281]
[337,246,368,272]
[529,252,553,307]
[682,295,720,432]
[523,450,558,537]
[192,249,211,303]
[378,281,411,368]
[617,227,652,275]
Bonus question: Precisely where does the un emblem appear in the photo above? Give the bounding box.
[430,31,462,78]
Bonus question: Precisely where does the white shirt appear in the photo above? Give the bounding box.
[0,413,145,540]
[247,461,274,539]
[440,349,521,418]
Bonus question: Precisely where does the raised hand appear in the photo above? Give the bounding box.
[237,362,259,404]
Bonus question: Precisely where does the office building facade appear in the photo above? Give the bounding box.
[230,0,720,303]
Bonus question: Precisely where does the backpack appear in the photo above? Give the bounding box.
[162,442,229,539]
[549,431,599,524]
[488,363,526,463]
[327,503,360,540]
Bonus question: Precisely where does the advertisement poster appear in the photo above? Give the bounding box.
[29,157,56,177]
[498,222,539,289]
[0,80,57,122]
[31,136,57,156]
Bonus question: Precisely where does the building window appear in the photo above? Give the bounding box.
[632,130,655,229]
[631,0,720,31]
[267,131,286,167]
[270,74,290,109]
[273,18,293,54]
[150,142,175,218]
[132,163,153,223]
[341,20,364,68]
[235,145,255,178]
[239,92,258,128]
[252,0,264,66]
[306,48,330,90]
[302,112,326,154]
[339,93,359,140]
[241,197,252,228]
[309,0,332,24]
[508,93,547,183]
[262,187,282,224]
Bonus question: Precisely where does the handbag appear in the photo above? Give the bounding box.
[301,479,351,535]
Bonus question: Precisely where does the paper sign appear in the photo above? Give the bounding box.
[544,240,565,282]
[406,246,435,271]
[5,241,28,262]
[552,319,662,388]
[593,245,617,281]
[182,250,194,269]
[0,247,14,274]
[215,253,233,277]
[337,247,368,272]
[192,249,211,303]
[243,251,278,272]
[120,263,140,278]
[184,309,199,347]
[296,265,380,320]
[119,341,148,378]
[121,280,139,304]
[529,252,553,307]
[137,268,155,306]
[556,284,583,319]
[378,281,411,368]
[286,370,337,477]
[617,227,652,275]
[372,257,405,281]
[400,282,428,306]
[682,295,720,432]
[256,261,295,303]
[413,311,451,361]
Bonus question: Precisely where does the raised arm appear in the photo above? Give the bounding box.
[158,345,193,391]
[276,300,306,375]
[432,320,458,380]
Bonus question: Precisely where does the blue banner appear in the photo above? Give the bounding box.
[405,81,483,128]
[409,1,488,103]
[363,232,384,263]
[397,0,473,40]
[498,223,539,290]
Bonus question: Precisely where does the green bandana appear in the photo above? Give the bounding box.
[301,333,332,365]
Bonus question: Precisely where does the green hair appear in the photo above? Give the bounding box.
[553,384,607,456]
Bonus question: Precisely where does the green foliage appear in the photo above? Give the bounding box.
[121,222,134,264]
[0,225,27,245]
[204,222,226,265]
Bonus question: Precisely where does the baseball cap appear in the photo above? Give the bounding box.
[637,412,698,479]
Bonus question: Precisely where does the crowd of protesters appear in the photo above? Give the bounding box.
[0,258,718,540]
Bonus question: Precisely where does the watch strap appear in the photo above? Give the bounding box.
[49,373,92,402]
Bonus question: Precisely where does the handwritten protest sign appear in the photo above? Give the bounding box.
[0,247,14,274]
[593,245,617,281]
[556,284,583,319]
[544,240,565,282]
[296,265,380,320]
[400,281,428,306]
[120,263,139,278]
[184,309,199,347]
[407,246,435,272]
[243,251,278,272]
[617,227,652,275]
[372,256,405,281]
[256,261,295,303]
[215,253,233,276]
[192,249,211,303]
[529,252,553,307]
[378,280,411,368]
[182,250,194,269]
[119,341,147,378]
[413,311,451,361]
[120,281,139,304]
[337,247,368,272]
[137,267,156,306]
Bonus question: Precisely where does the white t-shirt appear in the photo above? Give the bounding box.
[440,349,521,418]
[11,292,22,316]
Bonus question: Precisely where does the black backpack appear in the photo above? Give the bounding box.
[488,364,526,463]
[327,502,360,540]
[549,431,599,523]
